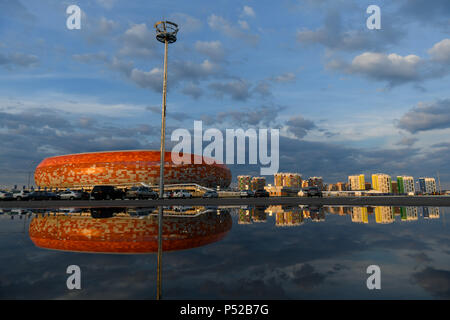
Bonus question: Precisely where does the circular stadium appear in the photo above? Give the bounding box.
[29,210,232,253]
[34,150,231,189]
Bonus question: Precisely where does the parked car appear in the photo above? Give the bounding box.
[126,186,158,200]
[203,190,219,198]
[304,187,323,198]
[10,189,30,201]
[172,190,193,199]
[254,189,270,197]
[59,190,84,200]
[28,191,60,201]
[0,190,14,201]
[240,190,255,198]
[90,186,125,200]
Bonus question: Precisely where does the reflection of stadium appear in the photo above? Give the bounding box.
[29,209,232,253]
[34,150,232,189]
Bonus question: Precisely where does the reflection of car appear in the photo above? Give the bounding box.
[90,186,125,200]
[172,190,192,199]
[59,190,84,200]
[28,191,60,201]
[203,190,219,198]
[304,187,322,197]
[173,206,194,212]
[90,207,125,219]
[126,186,158,200]
[0,191,14,201]
[163,191,174,199]
[254,189,269,197]
[11,190,30,201]
[240,190,255,198]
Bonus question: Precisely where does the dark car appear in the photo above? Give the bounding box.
[254,189,270,197]
[240,190,255,198]
[90,185,125,200]
[203,190,219,198]
[28,191,60,201]
[125,186,158,200]
[305,187,323,197]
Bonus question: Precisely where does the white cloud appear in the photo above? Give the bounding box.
[96,0,116,9]
[118,23,155,58]
[169,13,202,33]
[428,38,450,63]
[242,6,255,17]
[194,40,226,61]
[207,14,259,45]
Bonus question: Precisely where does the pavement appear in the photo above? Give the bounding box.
[1,196,450,209]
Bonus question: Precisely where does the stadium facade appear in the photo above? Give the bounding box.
[34,150,232,189]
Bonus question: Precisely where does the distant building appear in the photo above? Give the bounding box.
[237,175,252,191]
[391,181,399,194]
[348,174,365,190]
[308,176,324,190]
[327,182,347,191]
[372,173,392,193]
[365,182,372,190]
[397,176,415,194]
[274,173,302,188]
[251,177,266,191]
[418,177,436,194]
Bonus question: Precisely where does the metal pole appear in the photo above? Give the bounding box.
[156,38,168,301]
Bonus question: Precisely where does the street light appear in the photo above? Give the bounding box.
[154,20,179,301]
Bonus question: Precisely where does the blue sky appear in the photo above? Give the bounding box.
[0,0,450,187]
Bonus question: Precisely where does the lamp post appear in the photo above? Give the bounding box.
[154,20,178,301]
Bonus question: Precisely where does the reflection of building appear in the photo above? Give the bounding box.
[423,207,440,219]
[251,177,266,191]
[35,151,231,189]
[275,206,303,227]
[29,209,232,253]
[399,207,418,221]
[351,207,368,223]
[418,178,437,194]
[348,174,365,191]
[397,176,415,194]
[328,206,351,216]
[252,206,267,223]
[374,206,394,224]
[238,208,252,224]
[306,206,325,222]
[372,174,392,193]
[237,175,252,191]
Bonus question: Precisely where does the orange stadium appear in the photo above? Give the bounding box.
[34,150,232,189]
[28,210,232,253]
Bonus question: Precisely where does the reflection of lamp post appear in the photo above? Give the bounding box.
[154,20,179,301]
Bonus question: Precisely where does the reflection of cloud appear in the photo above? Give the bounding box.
[407,252,433,264]
[291,264,327,289]
[412,267,450,299]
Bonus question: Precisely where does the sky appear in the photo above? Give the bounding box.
[0,0,449,187]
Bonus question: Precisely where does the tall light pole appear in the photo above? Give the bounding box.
[154,20,178,301]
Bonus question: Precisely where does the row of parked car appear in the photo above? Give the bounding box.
[0,186,220,201]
